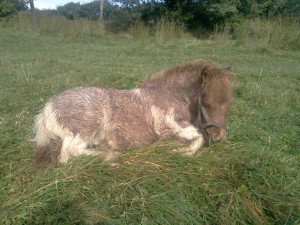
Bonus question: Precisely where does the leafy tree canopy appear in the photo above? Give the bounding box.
[0,0,27,17]
[1,0,299,31]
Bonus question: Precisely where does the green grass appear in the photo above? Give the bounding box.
[0,19,300,224]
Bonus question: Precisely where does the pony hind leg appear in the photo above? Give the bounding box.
[33,114,63,166]
[35,138,62,166]
[59,135,100,164]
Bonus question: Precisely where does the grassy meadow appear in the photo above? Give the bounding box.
[0,15,299,224]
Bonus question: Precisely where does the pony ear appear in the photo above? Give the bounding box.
[200,68,211,85]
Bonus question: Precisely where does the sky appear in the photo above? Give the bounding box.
[34,0,95,10]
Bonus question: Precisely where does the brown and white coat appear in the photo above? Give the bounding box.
[33,60,234,165]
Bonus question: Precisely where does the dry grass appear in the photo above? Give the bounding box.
[214,17,300,51]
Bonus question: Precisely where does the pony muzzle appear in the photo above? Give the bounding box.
[205,126,228,144]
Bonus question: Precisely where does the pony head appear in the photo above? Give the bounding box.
[198,66,234,143]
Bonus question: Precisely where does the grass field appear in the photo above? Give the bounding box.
[0,20,299,224]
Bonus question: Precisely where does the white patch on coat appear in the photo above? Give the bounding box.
[165,107,182,132]
[59,134,99,163]
[133,88,142,96]
[178,126,201,140]
[163,107,205,154]
[33,102,71,147]
[151,106,204,142]
[34,103,100,163]
[43,102,73,138]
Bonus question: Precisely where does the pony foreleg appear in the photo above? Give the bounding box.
[173,126,205,156]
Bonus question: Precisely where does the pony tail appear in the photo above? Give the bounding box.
[33,113,61,166]
[34,113,51,146]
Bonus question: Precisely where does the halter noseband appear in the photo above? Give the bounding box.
[197,96,227,132]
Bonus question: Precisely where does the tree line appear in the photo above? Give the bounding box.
[1,0,299,32]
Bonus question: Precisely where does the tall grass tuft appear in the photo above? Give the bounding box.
[217,17,300,51]
[129,21,150,47]
[129,19,190,45]
[1,12,105,39]
[155,18,186,44]
[62,18,105,40]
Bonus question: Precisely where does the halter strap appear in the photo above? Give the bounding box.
[198,97,227,131]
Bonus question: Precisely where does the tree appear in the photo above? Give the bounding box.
[0,0,27,17]
[111,0,140,9]
[57,2,81,20]
[282,0,300,16]
[28,0,34,10]
[100,0,104,21]
[237,0,288,18]
[156,0,240,29]
[77,1,100,20]
[144,0,298,30]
